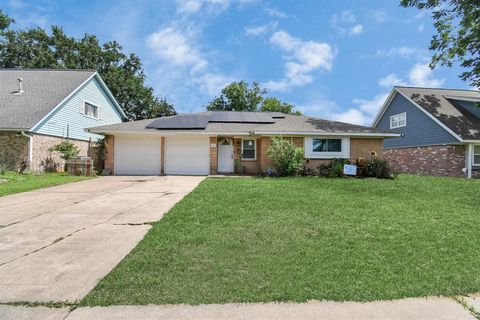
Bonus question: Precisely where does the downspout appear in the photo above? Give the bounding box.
[466,144,473,179]
[20,131,33,166]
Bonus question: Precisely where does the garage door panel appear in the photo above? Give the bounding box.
[115,136,161,175]
[165,136,210,175]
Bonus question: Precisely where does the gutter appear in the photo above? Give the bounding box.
[20,131,33,165]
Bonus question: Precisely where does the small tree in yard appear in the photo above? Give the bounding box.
[267,137,304,176]
[49,140,80,161]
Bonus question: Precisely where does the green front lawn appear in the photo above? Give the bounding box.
[0,171,92,197]
[82,175,480,306]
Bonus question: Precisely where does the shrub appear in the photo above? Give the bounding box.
[267,137,304,176]
[318,158,350,178]
[298,163,317,176]
[358,158,392,179]
[49,140,80,161]
[0,163,8,175]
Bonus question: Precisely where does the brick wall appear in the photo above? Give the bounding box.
[384,144,465,177]
[233,138,261,174]
[210,136,218,175]
[0,132,90,172]
[0,132,29,170]
[31,134,90,172]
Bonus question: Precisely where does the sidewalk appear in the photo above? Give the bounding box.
[1,296,479,320]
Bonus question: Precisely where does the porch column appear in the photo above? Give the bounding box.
[466,143,473,179]
[210,136,218,175]
[160,137,165,175]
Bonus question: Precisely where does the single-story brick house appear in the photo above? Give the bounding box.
[0,69,126,171]
[88,111,400,175]
[372,86,480,178]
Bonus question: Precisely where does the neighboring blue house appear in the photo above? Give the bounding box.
[372,86,480,178]
[0,69,126,171]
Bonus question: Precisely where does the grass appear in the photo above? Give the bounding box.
[0,171,92,197]
[82,175,480,306]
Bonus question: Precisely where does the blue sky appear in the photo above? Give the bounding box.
[0,0,470,125]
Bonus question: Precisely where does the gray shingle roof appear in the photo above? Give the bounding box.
[89,111,396,136]
[395,86,480,140]
[0,69,96,129]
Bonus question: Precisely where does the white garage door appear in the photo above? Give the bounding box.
[115,135,161,175]
[165,135,210,175]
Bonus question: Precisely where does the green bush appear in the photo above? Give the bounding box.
[48,140,80,161]
[267,137,304,176]
[0,163,8,175]
[357,158,392,179]
[318,158,350,178]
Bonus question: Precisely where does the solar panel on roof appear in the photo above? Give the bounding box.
[146,111,278,130]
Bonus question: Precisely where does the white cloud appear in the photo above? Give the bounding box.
[268,31,334,89]
[335,62,445,126]
[175,0,254,15]
[263,80,289,91]
[245,21,278,36]
[349,24,363,36]
[265,7,287,18]
[332,108,369,125]
[376,46,420,58]
[8,0,26,9]
[368,10,388,23]
[418,24,425,32]
[197,73,235,96]
[146,27,208,72]
[379,74,406,87]
[408,63,445,87]
[331,10,363,36]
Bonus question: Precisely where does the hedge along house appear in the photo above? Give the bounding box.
[372,86,480,178]
[88,111,400,176]
[0,69,126,171]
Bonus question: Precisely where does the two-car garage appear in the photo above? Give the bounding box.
[114,134,210,175]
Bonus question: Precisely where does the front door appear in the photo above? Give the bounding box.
[218,139,234,173]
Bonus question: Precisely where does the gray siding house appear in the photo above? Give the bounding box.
[372,86,480,178]
[0,69,126,171]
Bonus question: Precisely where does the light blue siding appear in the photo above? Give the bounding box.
[33,76,123,141]
[376,93,458,148]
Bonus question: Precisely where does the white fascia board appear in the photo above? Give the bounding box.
[462,140,480,143]
[371,88,398,127]
[395,90,464,142]
[30,73,97,131]
[88,130,252,136]
[93,73,127,120]
[253,131,401,138]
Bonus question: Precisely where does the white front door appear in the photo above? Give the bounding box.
[218,140,234,173]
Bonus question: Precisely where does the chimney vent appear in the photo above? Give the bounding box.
[13,77,24,95]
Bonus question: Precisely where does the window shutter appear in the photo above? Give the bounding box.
[79,100,85,114]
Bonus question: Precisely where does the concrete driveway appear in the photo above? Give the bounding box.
[0,175,204,303]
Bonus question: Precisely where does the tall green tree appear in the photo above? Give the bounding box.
[0,10,175,120]
[400,0,480,88]
[206,81,266,112]
[206,80,300,114]
[260,97,301,115]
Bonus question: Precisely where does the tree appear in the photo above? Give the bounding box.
[400,0,480,88]
[206,80,300,114]
[260,97,301,115]
[0,10,175,120]
[206,81,266,111]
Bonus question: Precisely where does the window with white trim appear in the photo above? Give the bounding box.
[84,102,99,119]
[304,137,350,159]
[241,139,256,160]
[390,112,406,129]
[474,145,480,166]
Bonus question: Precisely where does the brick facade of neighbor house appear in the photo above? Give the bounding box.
[31,134,90,171]
[0,132,90,172]
[0,132,29,170]
[384,144,466,177]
